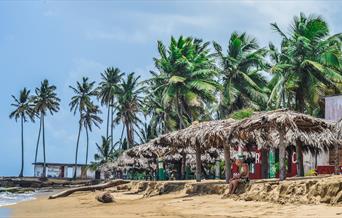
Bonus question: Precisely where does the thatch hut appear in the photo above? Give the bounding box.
[154,119,236,181]
[225,109,340,180]
[154,109,340,182]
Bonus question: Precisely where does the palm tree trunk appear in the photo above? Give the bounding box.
[119,124,125,150]
[175,93,185,129]
[111,99,114,148]
[42,114,46,178]
[73,122,82,179]
[295,89,305,177]
[19,115,24,178]
[106,105,110,138]
[34,117,42,164]
[85,125,89,165]
[195,144,201,182]
[224,144,231,183]
[126,121,133,149]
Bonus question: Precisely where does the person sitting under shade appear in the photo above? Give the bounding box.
[228,155,249,194]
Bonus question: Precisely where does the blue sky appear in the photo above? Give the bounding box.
[0,0,341,176]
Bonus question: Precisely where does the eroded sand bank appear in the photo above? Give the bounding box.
[9,187,342,218]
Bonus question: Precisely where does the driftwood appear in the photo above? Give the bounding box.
[48,180,129,199]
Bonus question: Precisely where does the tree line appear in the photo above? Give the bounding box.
[10,13,341,177]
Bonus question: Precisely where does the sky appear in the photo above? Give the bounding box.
[0,0,341,176]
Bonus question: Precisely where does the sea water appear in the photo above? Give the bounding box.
[0,191,36,207]
[0,192,36,218]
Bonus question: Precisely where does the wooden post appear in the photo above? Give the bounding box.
[181,152,186,180]
[335,144,340,175]
[279,130,286,181]
[195,144,202,182]
[296,142,304,177]
[224,144,231,183]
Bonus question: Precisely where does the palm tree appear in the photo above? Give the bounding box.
[69,77,97,179]
[90,136,120,170]
[9,88,34,177]
[114,72,143,149]
[213,32,269,118]
[143,72,177,136]
[32,80,60,177]
[271,13,342,176]
[81,104,103,165]
[152,36,220,129]
[97,67,123,147]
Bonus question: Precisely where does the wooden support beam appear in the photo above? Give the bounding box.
[224,143,231,183]
[279,130,286,181]
[195,144,202,182]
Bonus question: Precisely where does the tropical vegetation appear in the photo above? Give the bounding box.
[10,13,341,178]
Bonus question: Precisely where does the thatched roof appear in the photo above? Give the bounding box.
[154,109,340,153]
[105,143,228,172]
[154,118,236,150]
[225,109,340,152]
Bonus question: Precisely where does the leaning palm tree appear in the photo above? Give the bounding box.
[32,80,60,177]
[114,72,144,149]
[81,104,103,165]
[271,13,342,176]
[213,32,269,118]
[69,77,97,179]
[9,88,35,177]
[97,67,123,147]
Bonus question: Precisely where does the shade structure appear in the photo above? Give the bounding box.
[153,119,236,182]
[225,109,340,152]
[153,109,341,181]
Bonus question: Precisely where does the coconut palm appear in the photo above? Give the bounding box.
[271,13,342,176]
[81,104,103,165]
[69,77,97,179]
[114,72,144,149]
[97,67,123,147]
[9,88,35,177]
[143,72,177,136]
[213,32,269,118]
[32,80,60,177]
[152,36,220,129]
[90,136,120,170]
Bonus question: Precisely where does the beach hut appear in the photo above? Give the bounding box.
[154,109,340,182]
[154,119,236,182]
[222,109,340,180]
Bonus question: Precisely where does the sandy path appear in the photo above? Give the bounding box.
[9,191,342,218]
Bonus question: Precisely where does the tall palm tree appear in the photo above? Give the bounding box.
[32,80,60,177]
[97,67,123,147]
[69,77,97,179]
[143,72,177,136]
[271,13,342,176]
[152,36,220,129]
[213,32,269,118]
[114,72,143,149]
[9,88,34,177]
[81,104,103,165]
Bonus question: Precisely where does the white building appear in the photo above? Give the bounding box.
[33,162,101,179]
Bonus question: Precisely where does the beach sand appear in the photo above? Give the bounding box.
[8,190,342,218]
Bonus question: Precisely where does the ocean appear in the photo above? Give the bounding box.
[0,192,36,218]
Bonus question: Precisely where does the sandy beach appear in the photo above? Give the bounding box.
[8,189,342,218]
